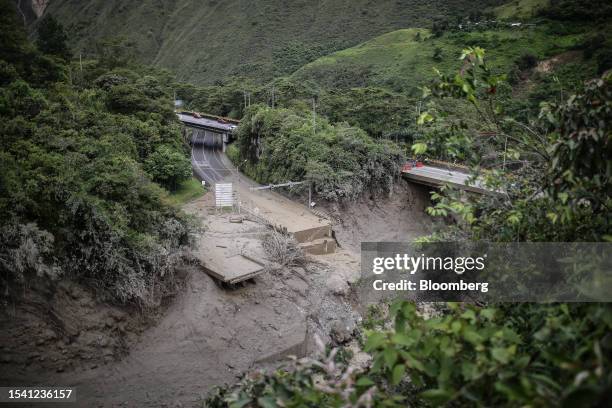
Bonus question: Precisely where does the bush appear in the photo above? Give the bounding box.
[234,105,404,201]
[145,145,192,191]
[364,301,612,406]
[0,12,194,306]
[261,230,306,267]
[516,53,538,70]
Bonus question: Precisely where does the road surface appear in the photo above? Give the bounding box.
[402,165,493,195]
[191,129,234,185]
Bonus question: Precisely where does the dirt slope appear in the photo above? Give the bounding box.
[325,181,434,253]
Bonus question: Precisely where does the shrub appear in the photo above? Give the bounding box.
[261,230,306,267]
[364,301,612,406]
[145,145,192,191]
[234,105,404,201]
[516,53,538,70]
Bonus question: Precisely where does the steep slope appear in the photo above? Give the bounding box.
[40,0,505,84]
[494,0,549,19]
[289,23,597,94]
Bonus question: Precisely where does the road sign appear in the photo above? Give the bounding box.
[215,183,234,207]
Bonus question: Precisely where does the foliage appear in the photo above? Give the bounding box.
[145,145,192,191]
[540,0,612,22]
[234,105,404,201]
[543,74,612,226]
[176,77,257,119]
[515,52,538,70]
[494,0,550,20]
[364,300,612,406]
[0,7,194,307]
[0,223,59,284]
[206,299,612,407]
[45,0,504,85]
[417,48,611,241]
[35,14,71,61]
[165,177,205,206]
[206,338,398,408]
[318,88,416,139]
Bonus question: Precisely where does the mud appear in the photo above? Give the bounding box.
[0,181,433,407]
[324,181,435,253]
[1,193,361,407]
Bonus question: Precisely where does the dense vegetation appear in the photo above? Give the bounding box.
[3,0,610,405]
[206,1,612,406]
[229,105,404,200]
[0,0,194,307]
[37,0,505,84]
[208,301,611,407]
[209,47,612,408]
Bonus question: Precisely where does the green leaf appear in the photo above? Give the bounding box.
[392,333,415,347]
[491,347,512,364]
[461,309,476,322]
[411,142,428,155]
[417,112,434,125]
[480,308,496,320]
[461,362,478,381]
[364,332,386,351]
[420,388,453,404]
[383,348,398,368]
[392,364,406,385]
[356,376,375,387]
[257,396,277,408]
[462,327,483,345]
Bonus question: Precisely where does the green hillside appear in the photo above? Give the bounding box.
[41,0,505,84]
[494,0,549,19]
[290,23,597,95]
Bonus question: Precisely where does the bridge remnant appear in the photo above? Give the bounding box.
[402,162,496,195]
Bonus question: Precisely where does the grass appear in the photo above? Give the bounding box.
[166,177,206,206]
[494,0,550,19]
[45,0,506,84]
[290,23,590,95]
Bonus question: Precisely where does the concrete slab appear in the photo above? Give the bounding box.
[201,252,264,284]
[402,165,498,195]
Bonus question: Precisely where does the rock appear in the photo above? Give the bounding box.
[330,321,353,345]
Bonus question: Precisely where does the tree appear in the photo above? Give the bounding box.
[95,36,137,69]
[145,146,192,191]
[432,46,443,61]
[417,47,611,241]
[516,53,538,70]
[36,15,71,61]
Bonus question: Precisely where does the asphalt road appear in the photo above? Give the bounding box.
[402,165,491,194]
[191,129,232,185]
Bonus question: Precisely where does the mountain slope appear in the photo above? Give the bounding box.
[289,22,597,95]
[40,0,505,84]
